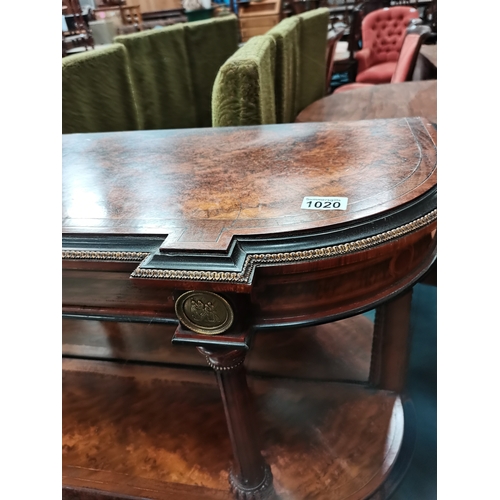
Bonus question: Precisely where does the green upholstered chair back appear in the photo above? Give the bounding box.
[115,24,197,131]
[185,16,240,127]
[115,15,239,130]
[62,44,140,134]
[296,8,330,115]
[266,16,301,124]
[212,35,277,127]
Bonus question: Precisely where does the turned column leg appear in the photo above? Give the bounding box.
[198,347,275,500]
[370,289,413,393]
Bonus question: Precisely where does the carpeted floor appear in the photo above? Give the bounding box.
[365,283,437,499]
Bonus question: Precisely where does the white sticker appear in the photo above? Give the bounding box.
[301,196,348,210]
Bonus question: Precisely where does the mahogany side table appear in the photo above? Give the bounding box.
[62,117,437,500]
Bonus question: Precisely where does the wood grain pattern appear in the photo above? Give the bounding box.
[63,359,410,500]
[62,315,374,381]
[63,219,436,327]
[370,289,413,392]
[61,120,435,499]
[197,347,274,497]
[62,118,436,252]
[62,119,436,325]
[295,81,436,125]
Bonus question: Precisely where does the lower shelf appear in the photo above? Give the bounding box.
[62,358,415,500]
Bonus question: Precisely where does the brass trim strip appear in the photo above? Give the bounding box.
[131,209,437,283]
[62,250,149,261]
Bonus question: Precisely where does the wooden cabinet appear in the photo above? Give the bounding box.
[238,0,282,42]
[136,0,182,12]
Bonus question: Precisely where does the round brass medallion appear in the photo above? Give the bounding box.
[175,291,234,335]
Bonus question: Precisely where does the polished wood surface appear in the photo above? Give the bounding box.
[62,119,435,248]
[63,119,436,325]
[62,315,374,381]
[370,290,413,392]
[198,346,274,498]
[62,120,436,498]
[295,80,437,124]
[63,358,412,500]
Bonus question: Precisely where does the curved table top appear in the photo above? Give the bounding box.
[63,118,437,326]
[63,118,436,253]
[295,80,436,125]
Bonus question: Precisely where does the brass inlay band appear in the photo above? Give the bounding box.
[131,209,437,283]
[62,250,149,261]
[61,210,436,282]
[175,291,234,335]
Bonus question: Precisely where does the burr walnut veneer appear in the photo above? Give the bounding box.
[62,118,437,500]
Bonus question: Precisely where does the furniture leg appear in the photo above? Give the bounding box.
[197,346,275,500]
[370,289,413,393]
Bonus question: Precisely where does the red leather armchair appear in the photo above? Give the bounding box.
[334,23,431,93]
[355,6,419,84]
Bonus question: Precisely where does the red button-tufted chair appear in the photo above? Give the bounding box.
[333,23,430,93]
[354,6,419,84]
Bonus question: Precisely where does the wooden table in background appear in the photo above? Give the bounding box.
[62,119,437,500]
[295,80,437,125]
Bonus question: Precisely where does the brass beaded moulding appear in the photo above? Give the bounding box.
[61,250,149,261]
[131,210,437,283]
[62,209,437,285]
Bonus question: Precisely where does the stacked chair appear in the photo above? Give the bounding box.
[62,9,331,133]
[62,44,140,134]
[212,7,330,127]
[211,35,277,127]
[62,15,240,134]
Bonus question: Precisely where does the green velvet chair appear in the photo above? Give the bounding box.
[115,16,239,130]
[296,7,330,115]
[62,44,140,134]
[115,24,197,130]
[212,9,329,127]
[184,15,240,127]
[212,35,277,127]
[266,16,301,124]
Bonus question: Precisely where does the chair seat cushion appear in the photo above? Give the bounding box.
[334,82,374,93]
[356,61,397,84]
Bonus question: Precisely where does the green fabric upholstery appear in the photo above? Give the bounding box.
[184,15,239,127]
[266,16,301,124]
[212,35,277,127]
[115,25,197,130]
[296,7,329,114]
[62,45,140,134]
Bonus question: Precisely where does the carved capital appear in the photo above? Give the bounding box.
[197,347,246,371]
